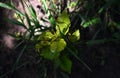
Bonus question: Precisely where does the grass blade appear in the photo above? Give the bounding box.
[7,19,27,29]
[12,44,27,71]
[0,2,13,9]
[66,46,92,72]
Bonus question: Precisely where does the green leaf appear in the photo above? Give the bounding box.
[7,33,21,40]
[37,31,54,41]
[66,47,92,72]
[31,19,40,28]
[25,13,32,28]
[86,39,108,46]
[28,4,37,19]
[59,56,72,74]
[68,29,80,42]
[56,10,70,35]
[35,44,42,52]
[82,18,101,28]
[0,2,24,16]
[7,19,27,29]
[0,2,13,9]
[41,46,60,60]
[68,1,77,9]
[98,7,104,14]
[49,16,56,27]
[72,30,80,40]
[42,0,49,13]
[50,38,66,53]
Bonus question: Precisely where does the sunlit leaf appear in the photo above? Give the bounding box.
[50,38,66,53]
[72,29,80,40]
[40,41,50,46]
[37,31,54,41]
[68,1,77,9]
[56,10,70,35]
[68,29,80,42]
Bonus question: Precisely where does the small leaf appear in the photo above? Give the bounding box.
[50,38,66,53]
[72,29,80,40]
[41,46,60,60]
[56,10,70,35]
[98,7,104,14]
[41,41,51,46]
[68,29,80,42]
[37,31,54,41]
[68,2,77,9]
[57,11,70,24]
[59,56,72,74]
[35,44,42,52]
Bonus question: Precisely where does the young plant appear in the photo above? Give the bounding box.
[0,0,82,77]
